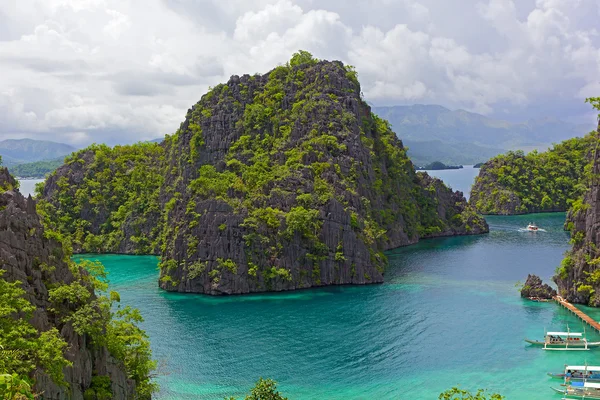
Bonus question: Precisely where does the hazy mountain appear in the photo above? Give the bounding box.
[0,139,76,166]
[373,105,591,166]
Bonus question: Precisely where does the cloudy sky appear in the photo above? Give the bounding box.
[0,0,599,146]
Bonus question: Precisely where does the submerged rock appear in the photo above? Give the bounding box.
[520,274,556,299]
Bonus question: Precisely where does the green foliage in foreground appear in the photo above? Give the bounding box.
[9,158,64,178]
[224,380,504,400]
[0,257,156,399]
[439,387,504,399]
[226,378,288,400]
[0,373,36,400]
[471,131,598,214]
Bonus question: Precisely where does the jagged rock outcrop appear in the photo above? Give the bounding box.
[156,57,488,294]
[554,125,600,305]
[520,274,556,299]
[470,133,596,215]
[39,54,488,295]
[0,168,136,399]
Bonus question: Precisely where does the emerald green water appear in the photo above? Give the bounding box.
[75,212,600,399]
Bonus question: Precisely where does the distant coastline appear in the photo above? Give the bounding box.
[416,161,463,170]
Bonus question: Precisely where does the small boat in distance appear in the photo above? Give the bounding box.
[527,222,539,231]
[528,297,550,302]
[524,330,600,350]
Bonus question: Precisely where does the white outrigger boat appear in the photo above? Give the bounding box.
[524,330,600,350]
[527,222,539,231]
[549,365,600,383]
[551,381,600,398]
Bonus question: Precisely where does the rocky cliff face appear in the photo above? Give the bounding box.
[520,274,556,299]
[155,58,487,294]
[0,168,136,399]
[554,126,600,305]
[40,55,488,295]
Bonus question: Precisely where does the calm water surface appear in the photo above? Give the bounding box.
[17,179,44,197]
[71,169,587,399]
[76,212,593,400]
[424,166,480,200]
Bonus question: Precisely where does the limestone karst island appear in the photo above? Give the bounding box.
[1,2,600,400]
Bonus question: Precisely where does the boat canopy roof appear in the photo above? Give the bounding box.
[547,332,583,336]
[585,382,600,388]
[566,366,600,372]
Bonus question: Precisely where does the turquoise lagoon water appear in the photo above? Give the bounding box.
[76,212,598,399]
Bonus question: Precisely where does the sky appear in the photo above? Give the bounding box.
[0,0,599,146]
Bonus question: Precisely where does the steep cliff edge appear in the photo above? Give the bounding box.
[469,133,596,215]
[0,168,155,398]
[39,53,488,295]
[554,122,600,305]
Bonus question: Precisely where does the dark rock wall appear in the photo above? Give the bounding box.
[0,168,134,399]
[554,126,600,305]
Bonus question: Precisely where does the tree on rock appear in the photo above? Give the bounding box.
[288,50,318,67]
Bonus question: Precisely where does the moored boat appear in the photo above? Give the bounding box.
[524,331,600,350]
[548,366,600,383]
[551,381,600,398]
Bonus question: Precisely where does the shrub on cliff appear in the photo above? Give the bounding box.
[1,168,156,398]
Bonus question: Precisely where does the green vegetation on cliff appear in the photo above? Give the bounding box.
[470,131,598,214]
[0,167,156,399]
[156,51,487,292]
[37,142,164,254]
[38,51,487,295]
[1,260,156,399]
[553,97,600,306]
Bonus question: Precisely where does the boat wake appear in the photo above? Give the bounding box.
[518,228,547,232]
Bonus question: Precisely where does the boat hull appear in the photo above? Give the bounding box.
[547,373,600,382]
[525,339,600,348]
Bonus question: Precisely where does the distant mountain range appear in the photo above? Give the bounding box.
[0,139,76,166]
[2,105,592,171]
[372,105,591,166]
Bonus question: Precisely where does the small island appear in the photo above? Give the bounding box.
[417,161,463,170]
[473,162,484,168]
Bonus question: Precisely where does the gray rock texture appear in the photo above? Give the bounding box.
[520,274,556,299]
[0,168,135,399]
[554,124,600,305]
[40,59,488,296]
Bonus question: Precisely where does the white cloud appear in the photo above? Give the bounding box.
[0,0,598,146]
